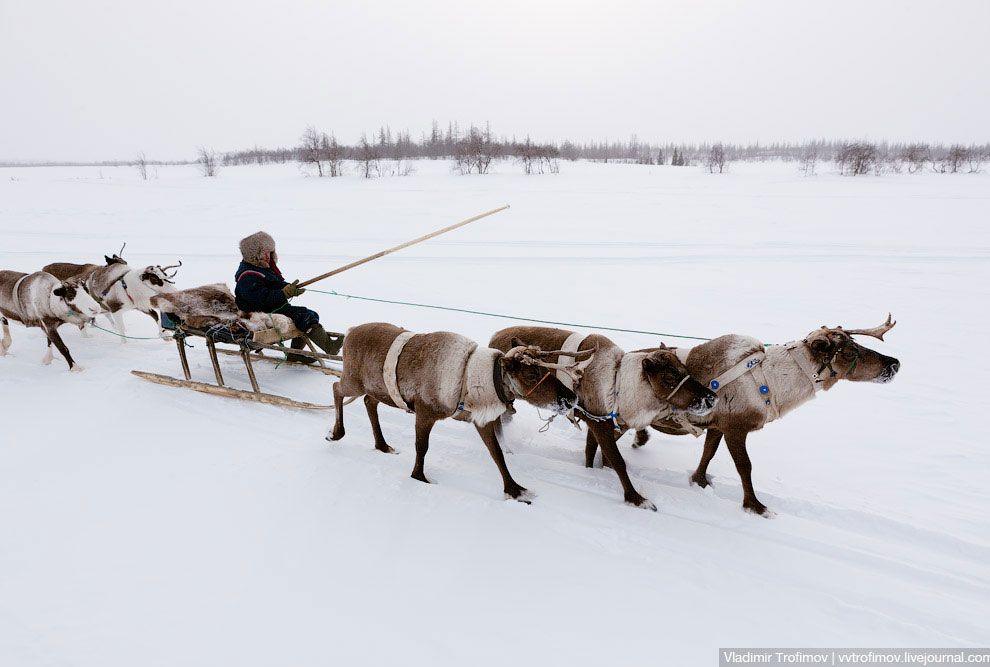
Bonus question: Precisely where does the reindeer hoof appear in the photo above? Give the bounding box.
[506,487,535,504]
[743,500,770,516]
[326,427,345,442]
[376,444,397,454]
[411,472,432,484]
[690,472,711,488]
[69,364,85,373]
[626,495,657,512]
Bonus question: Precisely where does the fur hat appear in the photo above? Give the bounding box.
[239,231,278,268]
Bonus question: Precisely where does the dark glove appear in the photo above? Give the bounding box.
[282,280,305,298]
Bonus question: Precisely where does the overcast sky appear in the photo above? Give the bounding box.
[1,0,988,162]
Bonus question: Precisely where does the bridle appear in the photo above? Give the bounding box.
[505,368,554,399]
[664,373,692,401]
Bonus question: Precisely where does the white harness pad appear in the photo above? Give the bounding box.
[557,332,590,391]
[383,331,416,412]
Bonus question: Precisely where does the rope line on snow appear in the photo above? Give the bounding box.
[306,288,717,342]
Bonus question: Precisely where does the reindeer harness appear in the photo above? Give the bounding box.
[574,351,700,435]
[381,331,511,417]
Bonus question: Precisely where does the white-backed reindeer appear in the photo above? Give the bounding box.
[44,257,181,342]
[0,270,102,371]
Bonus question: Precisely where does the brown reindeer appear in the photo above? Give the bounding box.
[490,326,718,511]
[328,322,592,502]
[623,316,901,515]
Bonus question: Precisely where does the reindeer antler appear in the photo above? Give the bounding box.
[526,344,597,361]
[843,313,896,341]
[157,260,183,279]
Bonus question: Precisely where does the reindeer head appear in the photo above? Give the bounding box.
[641,345,718,416]
[52,278,101,320]
[803,314,900,385]
[500,338,597,413]
[139,261,181,293]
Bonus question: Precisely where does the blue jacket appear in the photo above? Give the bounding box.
[234,260,288,314]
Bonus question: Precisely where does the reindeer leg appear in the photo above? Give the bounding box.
[411,412,436,484]
[691,429,723,488]
[141,309,166,339]
[588,421,655,511]
[584,427,599,468]
[79,322,91,338]
[42,339,54,365]
[475,421,531,502]
[327,381,348,441]
[44,324,80,371]
[723,429,767,515]
[112,310,127,344]
[364,395,396,453]
[632,429,650,448]
[0,318,11,356]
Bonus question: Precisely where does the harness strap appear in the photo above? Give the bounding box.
[11,275,27,317]
[382,331,416,412]
[705,349,779,423]
[556,332,591,391]
[706,352,765,391]
[784,341,826,392]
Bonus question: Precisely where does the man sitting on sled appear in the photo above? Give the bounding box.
[235,231,342,363]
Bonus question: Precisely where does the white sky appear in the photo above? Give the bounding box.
[2,0,988,162]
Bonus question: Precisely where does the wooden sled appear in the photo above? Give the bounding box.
[132,320,352,410]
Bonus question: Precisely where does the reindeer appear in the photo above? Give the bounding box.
[489,327,718,510]
[43,256,181,342]
[328,322,592,502]
[0,271,102,370]
[621,316,901,515]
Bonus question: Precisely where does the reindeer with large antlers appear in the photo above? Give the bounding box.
[43,256,181,341]
[328,322,592,502]
[623,315,900,515]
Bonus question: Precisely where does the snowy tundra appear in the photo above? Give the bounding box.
[0,159,988,665]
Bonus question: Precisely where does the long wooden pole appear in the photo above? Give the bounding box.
[297,205,509,288]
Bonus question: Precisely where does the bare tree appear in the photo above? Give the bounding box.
[135,152,148,181]
[799,144,819,176]
[454,125,501,175]
[836,142,877,176]
[705,143,727,173]
[356,134,380,178]
[300,125,325,177]
[324,133,347,177]
[899,144,928,173]
[946,145,968,174]
[197,147,219,177]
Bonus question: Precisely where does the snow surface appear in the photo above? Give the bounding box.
[1,160,988,665]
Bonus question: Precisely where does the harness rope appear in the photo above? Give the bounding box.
[307,288,720,343]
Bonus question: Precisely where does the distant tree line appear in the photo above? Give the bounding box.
[9,124,985,179]
[215,123,989,178]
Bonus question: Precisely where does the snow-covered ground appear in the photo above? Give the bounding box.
[1,160,988,665]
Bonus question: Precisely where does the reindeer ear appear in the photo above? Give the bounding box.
[642,357,660,374]
[53,286,67,297]
[500,356,520,372]
[809,338,834,357]
[510,337,525,348]
[105,256,114,265]
[658,342,667,349]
